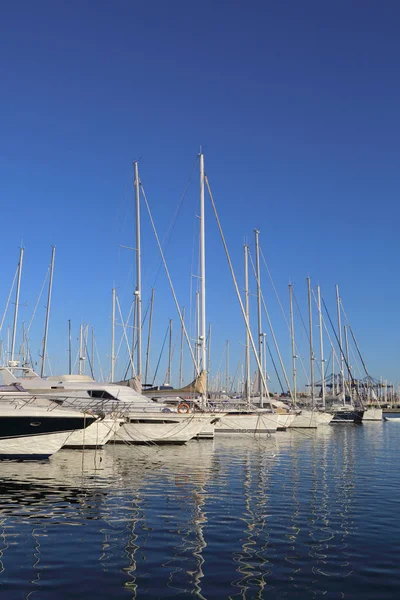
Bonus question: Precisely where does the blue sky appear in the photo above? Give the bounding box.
[1,0,399,389]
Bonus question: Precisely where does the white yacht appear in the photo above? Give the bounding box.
[0,385,96,459]
[0,367,218,446]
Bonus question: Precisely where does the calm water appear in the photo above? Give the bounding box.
[0,422,399,599]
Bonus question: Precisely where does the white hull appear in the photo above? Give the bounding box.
[385,416,400,422]
[276,413,296,430]
[194,421,215,439]
[363,407,383,421]
[214,412,279,435]
[0,431,72,459]
[63,417,123,448]
[290,410,333,428]
[114,413,216,444]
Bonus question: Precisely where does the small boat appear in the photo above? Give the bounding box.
[384,416,400,422]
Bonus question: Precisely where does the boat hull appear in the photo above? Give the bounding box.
[276,413,296,430]
[330,409,364,424]
[113,413,216,444]
[290,410,333,428]
[63,417,123,448]
[214,412,279,435]
[363,407,383,421]
[0,430,74,460]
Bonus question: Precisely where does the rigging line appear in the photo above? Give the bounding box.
[94,337,105,383]
[114,297,135,369]
[321,295,363,405]
[152,323,171,386]
[291,289,311,385]
[248,250,294,403]
[229,347,245,394]
[24,265,50,339]
[0,265,18,334]
[149,154,199,289]
[83,334,94,379]
[347,324,371,379]
[205,175,273,405]
[140,183,200,378]
[259,248,309,384]
[340,300,371,379]
[266,340,285,394]
[121,295,152,381]
[163,331,180,385]
[116,296,136,377]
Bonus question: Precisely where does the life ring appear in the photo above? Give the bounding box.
[177,402,190,414]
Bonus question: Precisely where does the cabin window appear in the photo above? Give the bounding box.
[87,390,117,400]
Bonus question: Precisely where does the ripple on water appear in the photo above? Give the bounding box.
[0,426,399,598]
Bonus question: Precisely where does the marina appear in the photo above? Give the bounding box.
[2,1,400,597]
[0,422,399,599]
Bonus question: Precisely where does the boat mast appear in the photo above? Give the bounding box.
[344,324,351,401]
[225,339,229,393]
[68,319,72,375]
[134,161,142,381]
[207,323,212,382]
[289,283,297,408]
[78,323,84,375]
[179,305,185,388]
[91,326,95,379]
[344,325,350,379]
[10,247,24,363]
[145,288,155,386]
[111,289,116,381]
[317,285,325,409]
[335,284,345,403]
[199,152,207,387]
[41,245,56,377]
[165,319,172,386]
[244,244,251,406]
[254,229,264,408]
[307,277,315,408]
[195,290,200,376]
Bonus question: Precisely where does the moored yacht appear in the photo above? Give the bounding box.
[0,367,218,446]
[0,385,96,459]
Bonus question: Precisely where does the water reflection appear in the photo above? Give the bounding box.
[0,425,397,598]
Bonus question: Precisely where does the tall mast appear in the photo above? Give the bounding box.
[289,284,297,407]
[244,244,251,405]
[111,288,116,382]
[166,319,172,386]
[254,229,264,408]
[131,294,137,377]
[199,152,206,380]
[335,284,345,403]
[225,340,229,393]
[78,323,84,375]
[41,245,56,377]
[68,319,72,375]
[344,325,350,379]
[145,288,155,385]
[195,290,200,375]
[134,161,142,380]
[207,323,212,381]
[317,285,326,409]
[179,305,185,388]
[307,277,315,408]
[91,326,95,379]
[331,343,336,396]
[10,247,24,363]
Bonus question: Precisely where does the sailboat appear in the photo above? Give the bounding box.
[288,280,332,428]
[326,285,364,424]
